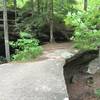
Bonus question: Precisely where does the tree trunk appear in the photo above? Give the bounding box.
[31,0,34,17]
[14,0,17,25]
[49,0,55,43]
[3,0,10,61]
[84,0,88,11]
[37,0,40,15]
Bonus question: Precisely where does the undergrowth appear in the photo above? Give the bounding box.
[64,7,100,50]
[10,32,42,61]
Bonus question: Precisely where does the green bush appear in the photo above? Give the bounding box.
[16,10,47,33]
[74,30,100,50]
[10,32,43,61]
[95,88,100,100]
[64,7,100,50]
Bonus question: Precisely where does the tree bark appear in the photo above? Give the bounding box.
[37,0,40,15]
[49,0,55,43]
[3,0,10,61]
[84,0,88,11]
[13,0,17,25]
[31,0,34,17]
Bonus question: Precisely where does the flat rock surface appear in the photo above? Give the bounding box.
[0,49,73,100]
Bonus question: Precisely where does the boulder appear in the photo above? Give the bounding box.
[39,22,74,42]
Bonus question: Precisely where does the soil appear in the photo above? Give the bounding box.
[42,42,75,52]
[41,42,100,100]
[34,42,75,61]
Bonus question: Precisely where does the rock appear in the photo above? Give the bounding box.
[0,33,19,57]
[0,9,19,57]
[0,58,69,100]
[64,50,99,80]
[87,57,100,74]
[45,49,73,59]
[63,49,99,100]
[40,23,74,42]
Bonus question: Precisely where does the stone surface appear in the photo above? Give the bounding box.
[63,50,99,100]
[45,49,73,59]
[88,57,100,74]
[0,49,73,100]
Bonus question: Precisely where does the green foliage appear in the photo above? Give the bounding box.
[10,32,42,61]
[64,7,100,50]
[0,56,7,64]
[1,0,100,50]
[95,88,100,99]
[16,11,47,34]
[74,30,100,50]
[15,0,78,33]
[17,0,28,8]
[89,0,100,8]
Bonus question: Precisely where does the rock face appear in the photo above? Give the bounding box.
[0,10,19,57]
[0,33,19,57]
[0,35,5,57]
[63,50,99,100]
[38,23,74,42]
[64,50,99,81]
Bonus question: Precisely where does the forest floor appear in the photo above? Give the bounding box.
[35,42,76,61]
[37,42,100,100]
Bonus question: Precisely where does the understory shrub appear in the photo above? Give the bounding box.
[10,32,42,61]
[74,30,100,49]
[64,7,100,50]
[95,88,100,100]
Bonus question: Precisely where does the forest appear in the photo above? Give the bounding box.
[0,0,100,100]
[0,0,100,61]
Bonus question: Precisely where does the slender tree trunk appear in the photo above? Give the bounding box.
[3,0,10,61]
[14,0,17,25]
[50,19,54,43]
[37,0,40,15]
[13,0,17,11]
[98,46,100,66]
[61,0,64,9]
[84,0,88,11]
[49,0,55,43]
[31,0,34,17]
[45,0,48,12]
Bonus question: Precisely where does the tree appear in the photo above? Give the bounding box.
[37,0,40,15]
[3,0,10,61]
[84,0,88,11]
[31,0,34,17]
[48,0,55,43]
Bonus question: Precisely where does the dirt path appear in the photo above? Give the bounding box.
[35,42,76,61]
[42,42,75,52]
